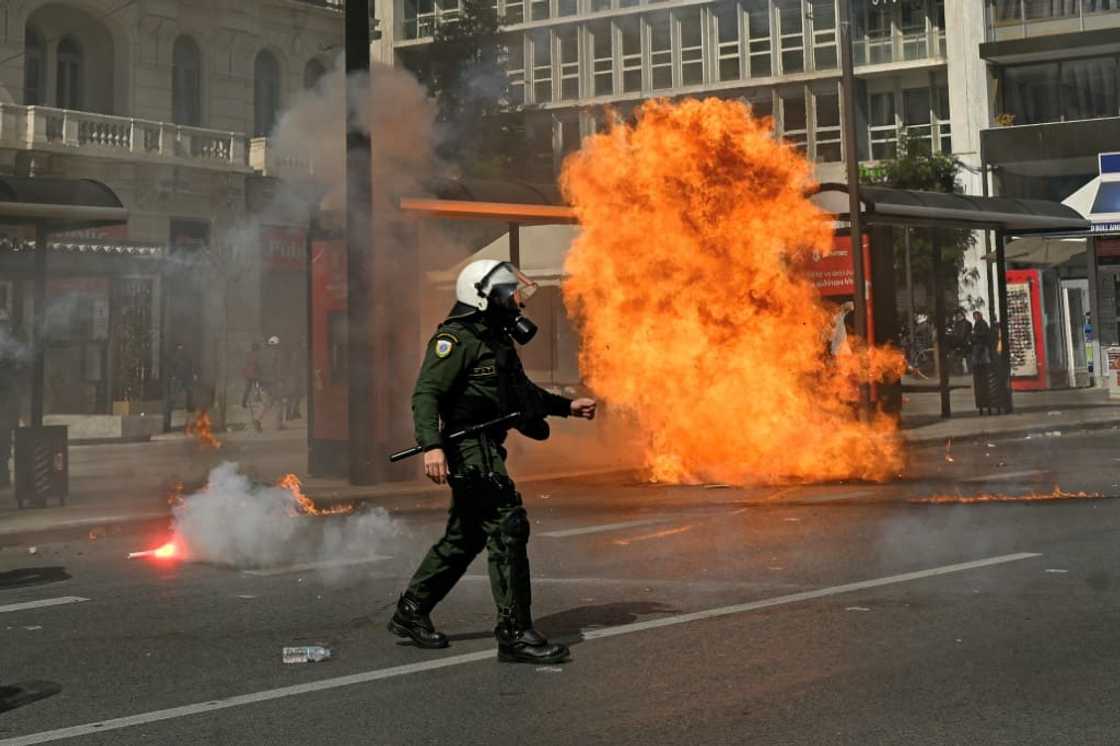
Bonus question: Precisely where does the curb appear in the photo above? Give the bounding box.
[904,417,1120,448]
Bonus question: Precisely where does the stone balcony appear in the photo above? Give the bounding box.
[0,104,252,172]
[248,137,315,182]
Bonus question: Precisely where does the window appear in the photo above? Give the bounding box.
[506,34,526,104]
[777,1,804,74]
[620,15,642,93]
[900,1,927,61]
[531,29,552,103]
[57,37,83,110]
[746,90,773,122]
[679,7,704,86]
[504,0,524,24]
[780,88,807,153]
[591,0,613,10]
[934,85,951,154]
[1086,0,1120,13]
[746,0,772,78]
[173,36,203,126]
[1061,58,1119,121]
[557,26,579,100]
[1024,0,1078,20]
[811,0,837,71]
[868,90,897,160]
[558,0,578,16]
[403,0,436,38]
[990,0,1022,22]
[531,0,549,21]
[859,1,892,65]
[254,50,281,137]
[649,11,673,90]
[814,85,841,162]
[1003,63,1061,124]
[589,20,614,96]
[304,59,327,91]
[714,2,742,82]
[902,87,932,152]
[558,113,582,163]
[24,27,45,106]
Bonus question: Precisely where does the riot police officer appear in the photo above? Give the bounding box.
[388,259,596,664]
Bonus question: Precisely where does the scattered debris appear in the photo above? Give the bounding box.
[536,666,564,673]
[845,607,871,612]
[768,566,784,571]
[235,594,258,599]
[986,443,996,448]
[1045,431,1062,438]
[282,645,332,664]
[1044,569,1069,574]
[538,494,552,500]
[955,638,963,643]
[22,626,42,631]
[27,547,37,555]
[1047,410,1063,416]
[783,517,801,522]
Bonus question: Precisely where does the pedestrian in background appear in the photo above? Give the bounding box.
[256,336,286,431]
[970,311,995,415]
[950,309,973,375]
[163,342,196,430]
[241,342,260,409]
[0,322,26,488]
[283,342,305,421]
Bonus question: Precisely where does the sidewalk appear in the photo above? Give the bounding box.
[2,386,1118,545]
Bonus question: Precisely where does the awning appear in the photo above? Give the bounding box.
[0,177,127,229]
[1004,236,1087,266]
[402,178,576,224]
[810,183,1089,234]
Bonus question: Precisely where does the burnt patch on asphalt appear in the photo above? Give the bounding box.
[537,600,680,643]
[0,566,71,589]
[0,680,62,714]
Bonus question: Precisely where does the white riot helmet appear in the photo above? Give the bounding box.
[454,259,540,344]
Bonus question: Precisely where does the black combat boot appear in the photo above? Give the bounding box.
[495,622,570,664]
[387,593,449,649]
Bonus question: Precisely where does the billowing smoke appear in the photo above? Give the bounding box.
[172,462,405,571]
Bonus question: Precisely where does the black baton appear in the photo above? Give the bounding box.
[388,411,522,463]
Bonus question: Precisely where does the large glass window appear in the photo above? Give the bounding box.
[620,15,642,93]
[504,0,524,24]
[679,6,704,86]
[531,29,552,103]
[531,0,549,21]
[557,26,579,101]
[253,50,280,137]
[1061,57,1119,121]
[747,89,774,122]
[591,0,612,11]
[24,27,45,106]
[902,87,932,152]
[868,90,897,160]
[1003,63,1061,124]
[506,34,526,104]
[649,11,673,90]
[811,0,837,71]
[781,88,807,153]
[589,20,614,97]
[172,36,202,126]
[747,1,772,78]
[777,0,804,74]
[900,1,927,61]
[57,37,83,111]
[934,85,952,154]
[558,0,578,16]
[1024,0,1079,19]
[814,85,841,162]
[715,2,742,82]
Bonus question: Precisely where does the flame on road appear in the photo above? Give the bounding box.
[128,540,181,560]
[561,98,905,485]
[277,473,353,516]
[911,486,1102,504]
[186,409,221,449]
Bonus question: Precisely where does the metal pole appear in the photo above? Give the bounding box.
[1087,234,1101,386]
[30,223,47,427]
[345,0,374,485]
[904,227,915,352]
[508,222,520,267]
[931,230,951,419]
[995,229,1013,414]
[838,0,870,416]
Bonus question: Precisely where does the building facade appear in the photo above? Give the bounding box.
[0,0,361,434]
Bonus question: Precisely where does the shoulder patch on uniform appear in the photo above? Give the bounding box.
[434,338,454,358]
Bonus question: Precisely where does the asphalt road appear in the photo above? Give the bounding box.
[0,430,1118,745]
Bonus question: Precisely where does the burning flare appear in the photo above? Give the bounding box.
[277,473,353,516]
[561,99,904,485]
[186,409,221,449]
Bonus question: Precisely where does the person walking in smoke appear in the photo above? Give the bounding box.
[255,336,286,431]
[388,259,597,664]
[241,342,261,410]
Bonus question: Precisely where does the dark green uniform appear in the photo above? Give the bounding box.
[404,312,571,628]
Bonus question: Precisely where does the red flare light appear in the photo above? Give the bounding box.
[128,540,181,560]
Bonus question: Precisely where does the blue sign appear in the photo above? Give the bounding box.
[1101,152,1120,175]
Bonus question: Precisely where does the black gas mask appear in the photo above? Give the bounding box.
[476,262,539,346]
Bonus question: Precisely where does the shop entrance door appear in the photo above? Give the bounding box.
[1061,279,1090,388]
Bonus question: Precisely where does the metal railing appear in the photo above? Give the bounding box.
[987,0,1120,41]
[0,104,250,169]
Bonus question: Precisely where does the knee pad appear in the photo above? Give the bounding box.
[500,506,530,547]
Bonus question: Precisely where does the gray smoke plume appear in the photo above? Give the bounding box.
[172,462,405,572]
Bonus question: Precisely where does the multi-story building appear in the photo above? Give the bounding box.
[0,0,369,434]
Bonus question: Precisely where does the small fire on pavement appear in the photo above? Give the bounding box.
[127,540,180,560]
[911,486,1103,504]
[277,473,353,516]
[186,409,221,449]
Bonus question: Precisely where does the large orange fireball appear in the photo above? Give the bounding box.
[561,98,904,485]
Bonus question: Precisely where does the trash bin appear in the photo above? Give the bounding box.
[14,426,68,509]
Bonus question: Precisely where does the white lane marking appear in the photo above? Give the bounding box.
[0,551,1040,746]
[540,518,673,538]
[960,470,1047,483]
[0,597,89,614]
[583,552,1040,640]
[241,557,390,576]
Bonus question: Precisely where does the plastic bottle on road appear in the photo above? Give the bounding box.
[282,645,333,664]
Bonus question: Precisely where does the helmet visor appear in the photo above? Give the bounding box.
[480,261,538,308]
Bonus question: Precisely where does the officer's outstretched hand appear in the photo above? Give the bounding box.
[571,398,597,420]
[424,448,450,484]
